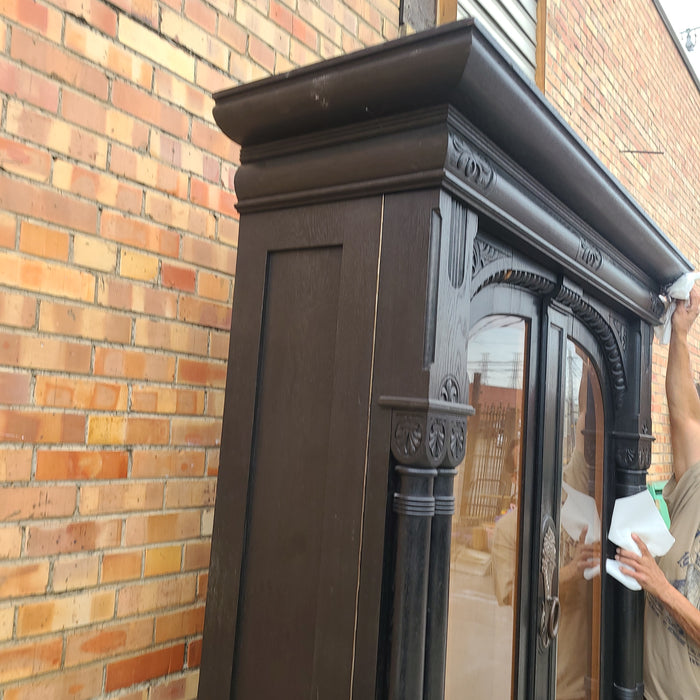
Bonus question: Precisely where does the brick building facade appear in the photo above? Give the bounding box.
[0,0,697,697]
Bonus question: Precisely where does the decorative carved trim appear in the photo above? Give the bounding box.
[474,269,628,407]
[577,237,603,271]
[386,403,469,468]
[472,238,506,277]
[448,135,496,192]
[448,200,467,289]
[554,285,627,407]
[612,431,655,472]
[475,268,557,297]
[612,317,628,353]
[439,375,460,403]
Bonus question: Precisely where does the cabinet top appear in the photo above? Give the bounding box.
[213,20,690,286]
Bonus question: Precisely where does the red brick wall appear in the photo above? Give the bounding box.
[0,0,399,697]
[543,0,700,479]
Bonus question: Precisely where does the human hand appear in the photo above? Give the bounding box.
[560,526,600,584]
[671,285,700,336]
[615,533,671,598]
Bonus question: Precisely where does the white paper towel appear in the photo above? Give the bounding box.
[654,271,700,345]
[605,489,675,591]
[561,482,601,579]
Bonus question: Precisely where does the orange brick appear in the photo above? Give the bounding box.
[0,637,62,684]
[101,551,142,584]
[36,448,126,480]
[11,27,109,99]
[44,0,116,35]
[73,234,118,273]
[6,100,108,168]
[131,386,205,415]
[124,512,201,546]
[101,210,180,258]
[209,331,231,360]
[154,69,210,122]
[3,664,103,700]
[0,56,60,113]
[161,262,196,292]
[150,673,198,700]
[64,617,154,667]
[97,277,178,317]
[145,545,182,577]
[155,604,205,643]
[197,572,208,600]
[0,409,85,445]
[109,144,189,198]
[218,216,239,247]
[26,519,122,556]
[0,485,76,521]
[0,211,15,249]
[35,376,129,412]
[112,79,189,138]
[206,449,219,477]
[19,221,70,261]
[17,589,115,636]
[52,159,143,214]
[0,291,36,329]
[105,642,186,693]
[183,540,211,571]
[0,526,23,558]
[165,480,216,509]
[177,358,228,387]
[0,136,52,182]
[134,318,208,356]
[198,270,230,302]
[87,415,170,446]
[117,577,196,617]
[0,370,32,405]
[145,190,215,238]
[160,8,228,70]
[0,606,13,640]
[187,637,202,668]
[131,450,205,478]
[182,233,237,274]
[120,249,159,282]
[64,16,152,90]
[0,250,95,301]
[171,418,222,447]
[94,347,176,381]
[51,555,99,592]
[191,118,240,163]
[206,388,225,417]
[0,448,33,481]
[80,482,164,515]
[39,301,132,343]
[218,15,247,53]
[0,331,91,373]
[0,562,49,600]
[1,0,63,42]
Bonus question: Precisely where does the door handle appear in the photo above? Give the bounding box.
[539,516,560,649]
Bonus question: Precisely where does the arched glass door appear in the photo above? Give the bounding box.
[445,292,606,700]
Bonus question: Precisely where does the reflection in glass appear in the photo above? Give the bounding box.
[445,316,528,699]
[556,340,603,700]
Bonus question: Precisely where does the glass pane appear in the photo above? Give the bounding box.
[556,340,604,700]
[446,315,528,699]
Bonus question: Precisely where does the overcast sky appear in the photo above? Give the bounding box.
[658,0,700,77]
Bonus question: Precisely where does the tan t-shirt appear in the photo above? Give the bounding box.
[644,461,700,700]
